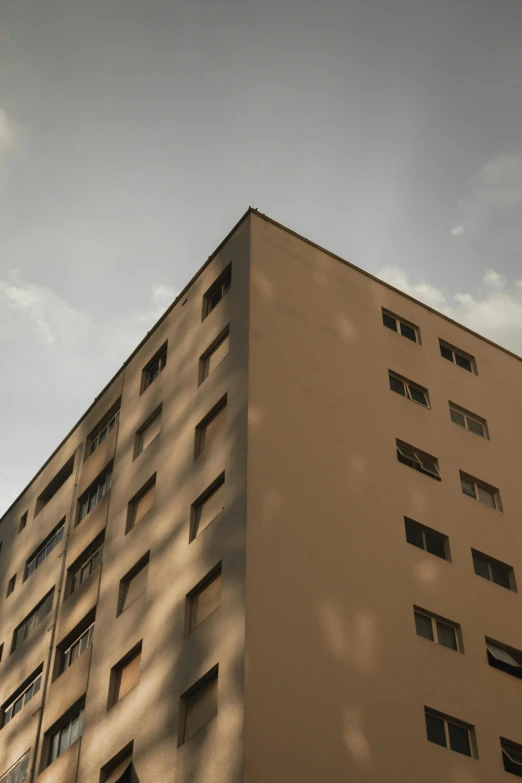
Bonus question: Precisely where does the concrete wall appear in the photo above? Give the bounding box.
[244,212,522,783]
[0,216,250,782]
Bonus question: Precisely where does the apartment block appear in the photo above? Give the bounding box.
[1,209,521,783]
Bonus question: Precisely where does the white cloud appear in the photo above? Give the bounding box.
[377,266,522,356]
[0,109,16,160]
[450,225,464,237]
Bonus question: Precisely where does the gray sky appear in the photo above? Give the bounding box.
[1,0,522,514]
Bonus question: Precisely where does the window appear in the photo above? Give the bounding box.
[47,702,84,766]
[35,456,75,516]
[109,643,142,707]
[449,404,487,437]
[12,590,54,653]
[404,518,449,560]
[0,645,3,663]
[18,512,27,533]
[199,328,230,384]
[2,668,42,727]
[126,477,156,533]
[389,372,429,407]
[0,752,30,783]
[6,576,15,598]
[186,566,222,634]
[87,401,120,457]
[460,472,500,509]
[382,309,420,343]
[439,340,475,372]
[134,407,161,458]
[202,266,231,319]
[62,623,95,673]
[486,640,522,679]
[118,554,149,615]
[25,520,65,580]
[424,708,474,757]
[141,342,167,393]
[77,463,113,524]
[179,666,218,745]
[502,738,522,777]
[190,474,225,541]
[100,743,135,783]
[414,608,460,652]
[67,536,104,596]
[195,396,227,457]
[472,549,515,591]
[396,440,440,480]
[56,611,96,677]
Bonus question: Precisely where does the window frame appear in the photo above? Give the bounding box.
[486,638,522,679]
[12,590,54,653]
[460,471,500,510]
[25,520,65,581]
[424,707,475,757]
[2,667,43,727]
[449,403,488,438]
[108,642,142,708]
[202,266,232,320]
[194,396,228,458]
[396,440,441,480]
[86,401,121,459]
[404,518,450,560]
[389,371,430,408]
[67,536,104,597]
[35,456,75,516]
[0,752,30,783]
[501,738,522,777]
[190,473,225,542]
[134,405,162,459]
[117,553,150,615]
[382,308,421,344]
[414,607,462,652]
[185,563,222,635]
[77,463,113,525]
[46,701,85,767]
[472,549,515,591]
[178,665,219,746]
[199,326,230,385]
[125,475,156,534]
[439,340,476,373]
[140,342,168,394]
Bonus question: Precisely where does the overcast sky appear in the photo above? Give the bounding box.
[1,0,521,514]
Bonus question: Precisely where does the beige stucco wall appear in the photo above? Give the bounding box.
[0,217,250,782]
[244,213,522,782]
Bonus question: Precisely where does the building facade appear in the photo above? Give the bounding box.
[1,209,521,782]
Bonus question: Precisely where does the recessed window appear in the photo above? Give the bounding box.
[35,456,75,516]
[194,396,227,458]
[404,518,449,560]
[18,512,27,533]
[424,708,474,757]
[190,474,225,541]
[472,549,515,591]
[126,476,156,534]
[0,645,3,663]
[0,752,30,783]
[67,535,104,596]
[100,742,135,783]
[186,565,222,635]
[486,639,522,679]
[460,472,500,509]
[135,407,162,458]
[47,701,84,767]
[202,266,231,319]
[449,404,487,438]
[389,372,429,407]
[439,340,476,373]
[12,590,54,653]
[382,309,420,343]
[61,623,95,674]
[396,440,440,480]
[55,611,96,678]
[77,463,113,524]
[141,342,167,393]
[502,738,522,777]
[87,401,121,458]
[118,554,149,615]
[414,608,460,652]
[25,520,65,580]
[2,667,43,727]
[6,575,15,598]
[199,328,230,384]
[109,643,142,707]
[179,666,218,745]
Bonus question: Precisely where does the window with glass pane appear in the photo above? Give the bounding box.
[389,372,429,406]
[48,707,84,765]
[502,739,522,776]
[397,441,440,479]
[472,550,514,590]
[382,310,419,342]
[118,556,149,614]
[486,641,522,678]
[62,623,95,672]
[69,544,103,595]
[78,465,113,523]
[0,752,30,783]
[195,397,227,457]
[405,519,448,560]
[88,404,120,456]
[414,611,434,641]
[439,340,475,373]
[141,343,168,392]
[460,473,499,509]
[450,405,487,437]
[425,709,473,756]
[3,671,42,726]
[191,476,225,541]
[203,267,231,319]
[179,668,218,744]
[199,329,230,383]
[25,522,65,580]
[13,591,54,652]
[414,609,459,651]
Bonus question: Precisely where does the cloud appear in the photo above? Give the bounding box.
[472,153,522,211]
[377,266,522,356]
[0,109,16,160]
[450,225,464,237]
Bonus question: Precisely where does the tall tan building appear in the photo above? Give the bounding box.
[1,208,522,783]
